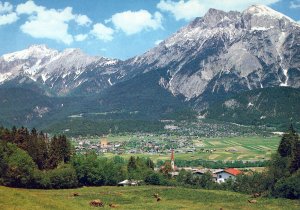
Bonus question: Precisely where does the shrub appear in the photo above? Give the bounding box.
[2,143,36,187]
[48,164,78,189]
[274,170,300,199]
[145,172,161,185]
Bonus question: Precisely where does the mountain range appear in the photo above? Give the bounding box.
[0,5,299,134]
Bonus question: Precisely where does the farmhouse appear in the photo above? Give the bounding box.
[214,168,242,183]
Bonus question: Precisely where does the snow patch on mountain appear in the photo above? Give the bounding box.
[244,5,295,22]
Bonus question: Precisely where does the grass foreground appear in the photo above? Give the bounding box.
[0,185,299,210]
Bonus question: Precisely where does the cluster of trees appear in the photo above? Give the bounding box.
[268,125,300,199]
[0,126,76,188]
[0,126,71,170]
[157,159,269,168]
[72,154,157,186]
[0,126,162,188]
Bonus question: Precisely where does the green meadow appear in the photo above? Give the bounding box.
[0,186,299,210]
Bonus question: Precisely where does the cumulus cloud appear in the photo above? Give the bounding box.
[109,10,163,35]
[0,1,18,26]
[16,1,91,44]
[75,14,92,26]
[91,23,114,41]
[0,1,13,13]
[157,0,280,21]
[290,0,300,8]
[75,34,88,42]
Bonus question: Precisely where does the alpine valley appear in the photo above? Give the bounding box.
[1,5,300,135]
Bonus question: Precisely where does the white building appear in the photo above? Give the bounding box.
[214,168,242,183]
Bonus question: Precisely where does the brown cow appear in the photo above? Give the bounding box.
[90,199,104,207]
[72,192,80,197]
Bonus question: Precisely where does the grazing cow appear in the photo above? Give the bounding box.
[248,199,257,203]
[73,192,79,197]
[90,199,104,207]
[157,197,161,202]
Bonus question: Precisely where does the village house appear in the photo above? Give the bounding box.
[214,168,242,183]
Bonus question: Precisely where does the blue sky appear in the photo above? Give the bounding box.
[0,0,299,60]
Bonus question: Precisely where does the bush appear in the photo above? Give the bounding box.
[33,170,51,189]
[1,143,36,187]
[145,172,161,185]
[274,170,300,199]
[71,153,106,186]
[48,164,78,189]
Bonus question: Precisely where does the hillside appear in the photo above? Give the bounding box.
[0,186,299,210]
[204,87,300,128]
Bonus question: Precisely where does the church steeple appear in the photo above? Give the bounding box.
[171,148,175,171]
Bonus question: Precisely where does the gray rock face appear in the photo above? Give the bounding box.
[0,45,122,96]
[125,5,300,103]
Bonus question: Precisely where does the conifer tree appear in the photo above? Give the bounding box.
[127,156,137,172]
[146,158,155,170]
[278,124,298,158]
[290,140,300,173]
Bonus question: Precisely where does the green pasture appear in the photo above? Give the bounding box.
[0,186,299,210]
[100,136,281,162]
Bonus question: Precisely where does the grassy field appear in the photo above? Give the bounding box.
[97,136,281,162]
[0,186,299,210]
[195,136,280,161]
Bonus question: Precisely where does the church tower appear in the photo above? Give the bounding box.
[171,148,175,171]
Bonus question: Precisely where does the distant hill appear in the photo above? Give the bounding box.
[204,87,300,128]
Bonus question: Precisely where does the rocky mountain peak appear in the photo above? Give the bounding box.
[2,44,58,62]
[202,8,239,27]
[126,4,300,101]
[28,44,50,51]
[244,4,294,21]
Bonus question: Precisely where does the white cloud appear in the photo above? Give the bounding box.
[0,1,13,14]
[91,23,114,41]
[16,1,92,45]
[109,10,163,35]
[75,34,88,42]
[290,0,300,8]
[75,14,92,26]
[0,11,18,26]
[157,0,280,21]
[155,39,163,45]
[0,1,18,26]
